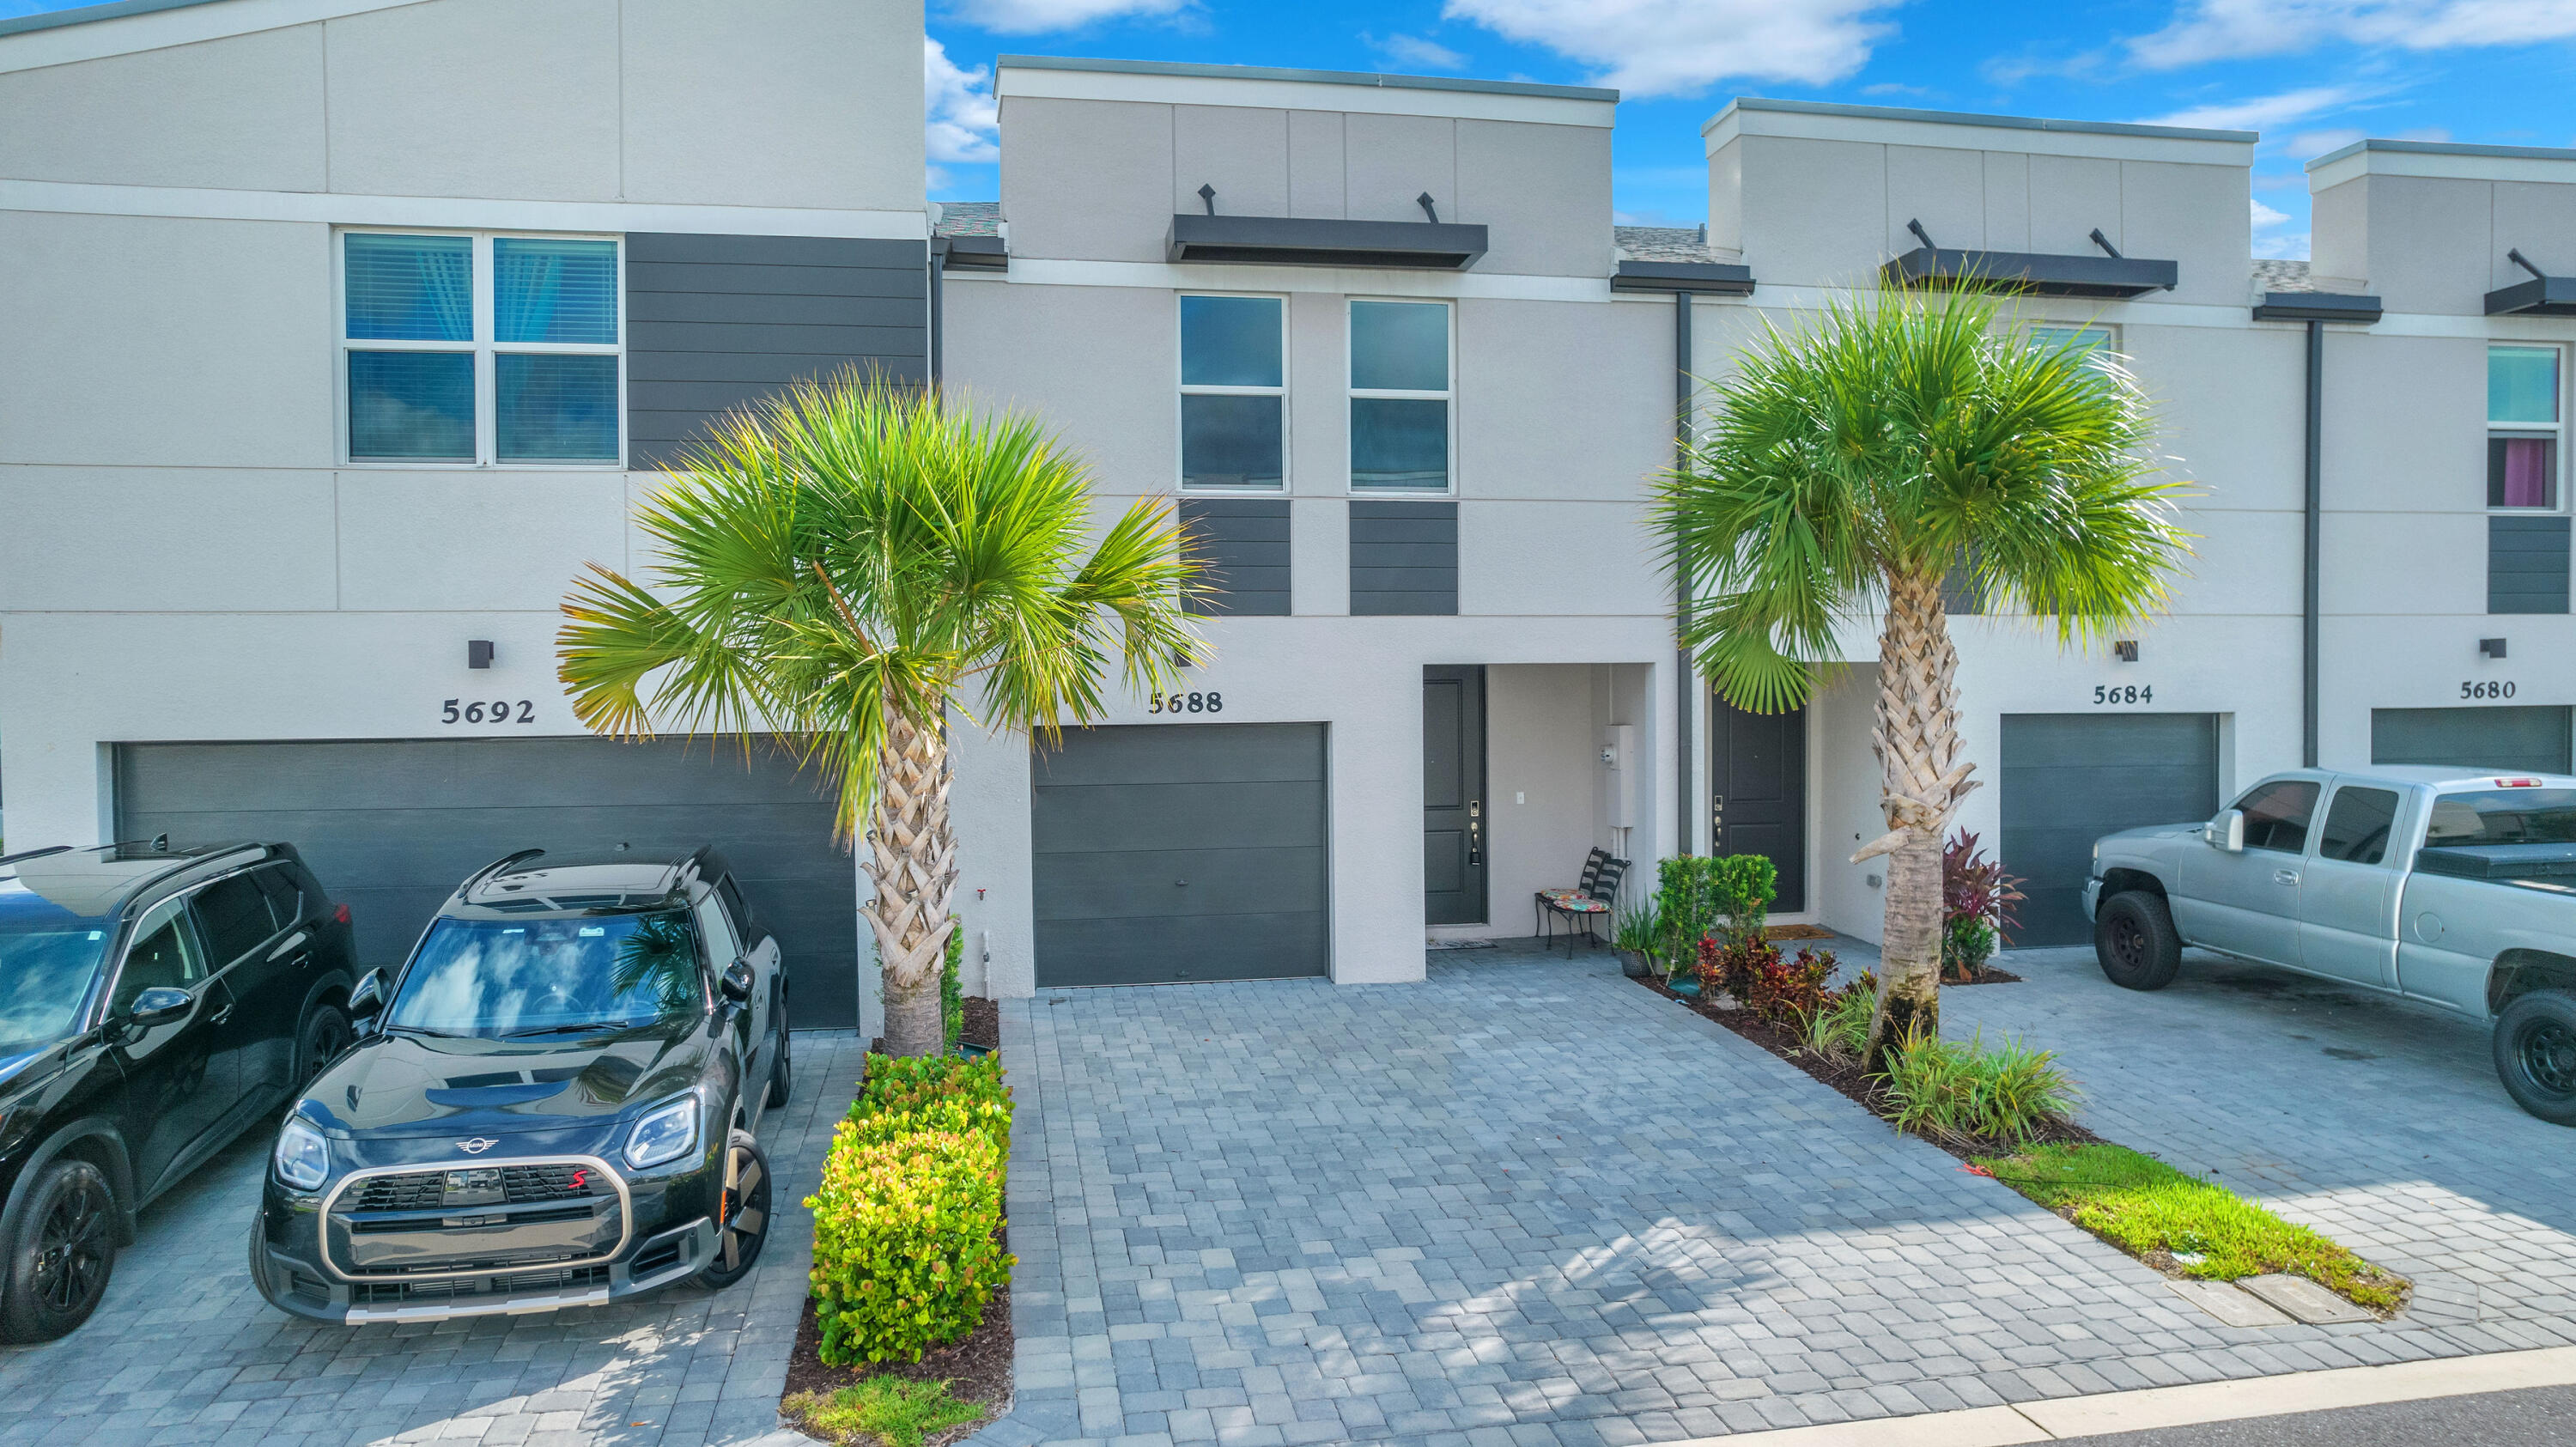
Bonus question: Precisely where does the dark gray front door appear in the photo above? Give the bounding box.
[1423,666,1487,926]
[1030,722,1329,987]
[2372,706,2573,774]
[1710,695,1806,913]
[2000,714,2221,947]
[113,738,862,1025]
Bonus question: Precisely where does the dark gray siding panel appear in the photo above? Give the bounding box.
[2490,515,2571,614]
[1178,498,1291,616]
[114,738,862,1026]
[2372,706,2574,774]
[1030,723,1328,987]
[625,233,927,468]
[2000,714,2220,947]
[1351,501,1457,616]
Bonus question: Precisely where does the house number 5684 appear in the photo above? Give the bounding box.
[1147,692,1222,714]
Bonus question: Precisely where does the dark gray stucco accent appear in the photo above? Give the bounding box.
[2490,515,2572,614]
[625,233,927,468]
[1167,214,1486,270]
[1350,500,1457,616]
[1179,498,1291,617]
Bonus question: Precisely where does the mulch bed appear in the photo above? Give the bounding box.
[1940,965,2023,986]
[960,996,999,1050]
[781,1285,1015,1447]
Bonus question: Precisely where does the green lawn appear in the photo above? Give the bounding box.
[782,1377,986,1447]
[1973,1143,2406,1312]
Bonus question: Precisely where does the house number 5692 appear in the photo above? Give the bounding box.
[443,699,536,724]
[1147,691,1222,714]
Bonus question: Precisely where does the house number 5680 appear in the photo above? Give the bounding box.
[1147,692,1222,714]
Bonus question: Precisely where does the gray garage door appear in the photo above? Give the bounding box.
[2000,714,2221,948]
[2372,706,2573,775]
[1031,722,1328,987]
[114,738,862,1025]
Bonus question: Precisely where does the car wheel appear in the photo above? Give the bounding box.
[2494,989,2576,1126]
[297,1003,355,1089]
[697,1134,771,1290]
[764,1022,792,1110]
[2094,891,2182,991]
[0,1158,117,1343]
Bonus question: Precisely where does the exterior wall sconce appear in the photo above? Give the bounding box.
[2113,640,2141,662]
[467,640,495,669]
[2481,637,2509,660]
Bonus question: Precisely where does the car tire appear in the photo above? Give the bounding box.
[2095,891,2183,991]
[2494,989,2576,1127]
[0,1158,118,1344]
[296,1003,355,1090]
[764,1020,792,1110]
[697,1133,772,1290]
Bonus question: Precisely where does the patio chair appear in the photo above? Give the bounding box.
[1538,854,1629,956]
[1532,847,1610,937]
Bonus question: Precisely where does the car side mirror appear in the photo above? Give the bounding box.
[348,968,387,1022]
[125,987,191,1028]
[2204,809,2245,854]
[720,958,755,1004]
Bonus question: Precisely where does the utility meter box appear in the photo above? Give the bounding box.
[1601,724,1638,828]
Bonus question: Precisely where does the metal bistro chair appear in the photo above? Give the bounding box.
[1538,853,1630,956]
[1532,848,1609,939]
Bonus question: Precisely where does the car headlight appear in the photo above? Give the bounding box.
[623,1095,699,1170]
[274,1118,330,1192]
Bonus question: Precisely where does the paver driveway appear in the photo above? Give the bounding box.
[0,1033,868,1447]
[973,942,2576,1447]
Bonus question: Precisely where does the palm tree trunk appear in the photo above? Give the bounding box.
[1858,567,1976,1073]
[863,705,958,1057]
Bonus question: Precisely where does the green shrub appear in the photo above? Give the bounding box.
[940,919,965,1051]
[1879,1027,2078,1146]
[1707,854,1777,947]
[1656,854,1776,964]
[806,1126,1012,1365]
[850,1052,1012,1156]
[1613,899,1662,957]
[1799,975,1877,1061]
[1975,1144,2405,1311]
[784,1376,986,1447]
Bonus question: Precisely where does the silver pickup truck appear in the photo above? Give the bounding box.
[2084,766,2576,1125]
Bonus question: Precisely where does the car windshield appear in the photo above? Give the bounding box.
[2425,788,2576,845]
[0,885,112,1053]
[385,911,704,1037]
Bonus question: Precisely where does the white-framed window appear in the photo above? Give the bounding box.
[1349,299,1453,493]
[1177,293,1286,491]
[338,228,624,466]
[2489,344,2561,511]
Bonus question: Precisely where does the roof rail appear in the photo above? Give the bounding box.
[460,848,547,897]
[0,845,73,868]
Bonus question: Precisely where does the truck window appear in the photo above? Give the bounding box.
[2233,780,2318,854]
[2317,787,2399,865]
[2425,788,2576,844]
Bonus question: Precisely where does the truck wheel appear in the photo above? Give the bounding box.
[2095,891,2182,991]
[2494,990,2576,1126]
[0,1158,117,1343]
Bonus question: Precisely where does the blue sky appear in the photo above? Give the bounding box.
[15,0,2576,260]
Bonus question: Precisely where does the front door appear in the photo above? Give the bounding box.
[1424,666,1487,926]
[1710,694,1807,912]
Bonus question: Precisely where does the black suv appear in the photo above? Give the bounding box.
[0,841,360,1341]
[249,845,790,1324]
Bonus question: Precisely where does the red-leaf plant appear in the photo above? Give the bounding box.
[1940,830,2026,982]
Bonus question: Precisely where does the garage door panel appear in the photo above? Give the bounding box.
[1032,722,1323,787]
[2372,706,2573,775]
[1031,780,1325,854]
[1033,846,1327,922]
[2001,714,2219,949]
[1035,911,1328,987]
[116,738,860,1027]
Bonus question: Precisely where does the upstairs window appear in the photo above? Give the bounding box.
[342,231,622,465]
[2489,344,2560,509]
[1350,300,1452,492]
[1178,295,1285,491]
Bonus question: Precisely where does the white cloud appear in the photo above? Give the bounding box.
[2137,84,2367,131]
[2251,198,2292,228]
[2284,126,2366,158]
[1368,32,1468,70]
[2131,1,2576,70]
[2250,197,2307,259]
[1443,0,1902,97]
[926,39,999,189]
[945,0,1190,34]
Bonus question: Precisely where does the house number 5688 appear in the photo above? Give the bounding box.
[1147,692,1222,714]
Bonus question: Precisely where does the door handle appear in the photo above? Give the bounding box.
[1467,799,1482,865]
[1712,795,1726,833]
[2274,870,2300,885]
[209,1001,234,1025]
[266,931,309,963]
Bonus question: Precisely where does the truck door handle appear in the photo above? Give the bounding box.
[2274,870,2300,885]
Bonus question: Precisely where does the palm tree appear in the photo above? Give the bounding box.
[559,374,1200,1057]
[1653,288,2189,1070]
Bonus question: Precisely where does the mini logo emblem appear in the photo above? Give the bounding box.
[455,1137,497,1155]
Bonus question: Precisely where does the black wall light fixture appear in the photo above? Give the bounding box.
[467,640,495,669]
[2113,640,2141,662]
[2481,637,2509,660]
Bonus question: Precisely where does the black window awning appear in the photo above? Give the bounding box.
[1610,260,1755,295]
[1881,220,2175,299]
[2486,250,2576,316]
[2251,291,2382,324]
[938,235,1006,272]
[1166,213,1488,270]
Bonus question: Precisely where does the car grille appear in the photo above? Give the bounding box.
[349,1163,601,1212]
[351,1263,611,1306]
